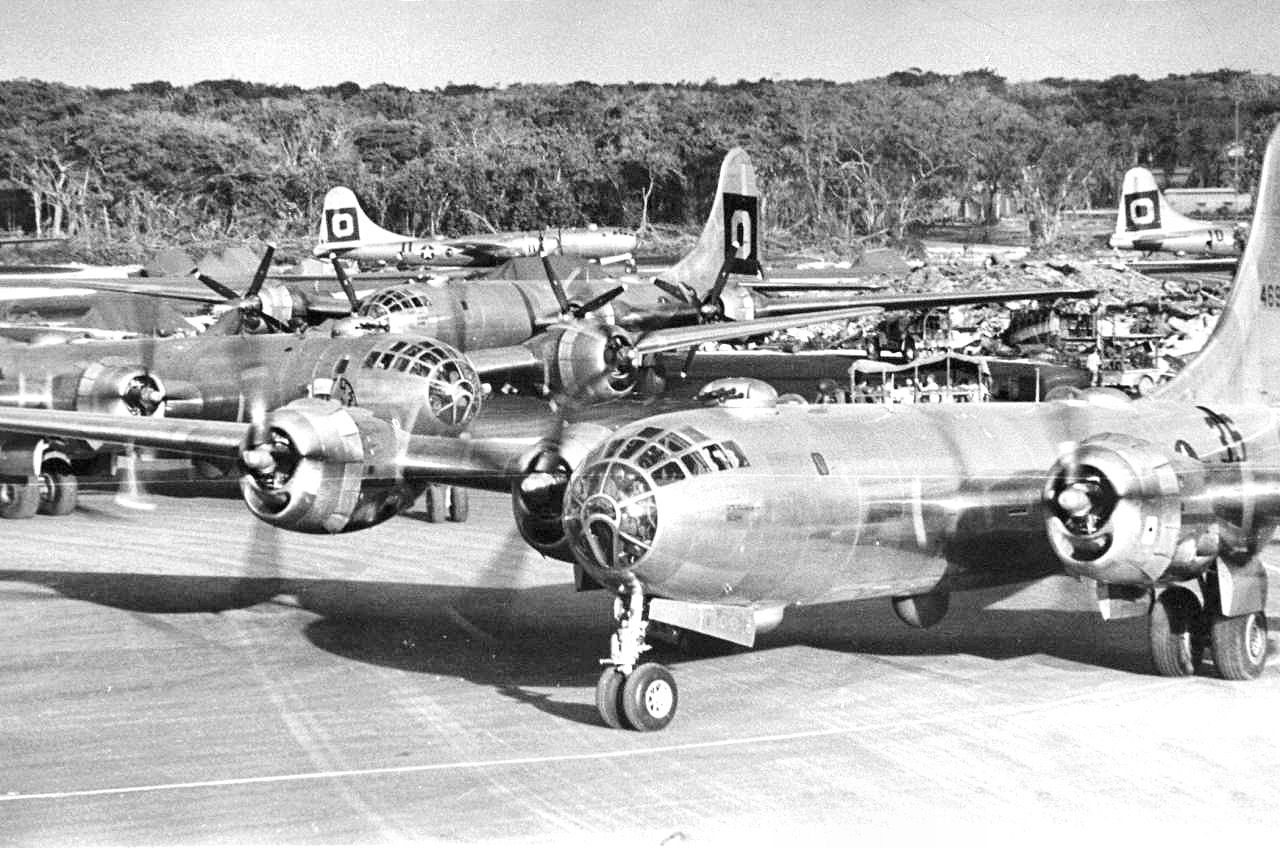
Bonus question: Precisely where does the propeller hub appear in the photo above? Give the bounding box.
[1057,482,1099,517]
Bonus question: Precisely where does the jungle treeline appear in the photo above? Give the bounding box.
[3,68,1279,260]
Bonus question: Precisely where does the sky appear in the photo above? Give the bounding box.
[2,0,1279,89]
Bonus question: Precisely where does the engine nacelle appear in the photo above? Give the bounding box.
[240,398,416,534]
[512,422,611,560]
[527,323,638,404]
[0,360,165,417]
[1044,434,1220,585]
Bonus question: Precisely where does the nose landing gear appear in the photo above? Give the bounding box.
[595,575,678,731]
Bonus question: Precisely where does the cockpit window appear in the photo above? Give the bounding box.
[681,452,709,476]
[637,444,666,470]
[360,288,431,318]
[358,338,481,426]
[653,461,685,485]
[619,438,647,460]
[594,424,749,486]
[659,432,692,453]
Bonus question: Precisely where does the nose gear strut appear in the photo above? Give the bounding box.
[595,574,678,731]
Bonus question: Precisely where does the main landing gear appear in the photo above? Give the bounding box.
[421,484,469,523]
[1148,583,1268,680]
[596,576,678,731]
[0,460,78,519]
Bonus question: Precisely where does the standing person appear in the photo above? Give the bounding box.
[921,373,940,403]
[1086,346,1103,387]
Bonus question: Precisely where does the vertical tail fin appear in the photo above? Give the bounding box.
[1153,126,1280,405]
[314,187,412,257]
[1110,167,1205,247]
[660,149,760,293]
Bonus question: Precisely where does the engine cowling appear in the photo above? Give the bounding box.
[1043,434,1220,585]
[240,398,416,534]
[0,360,168,416]
[511,422,611,559]
[528,323,639,404]
[74,361,166,416]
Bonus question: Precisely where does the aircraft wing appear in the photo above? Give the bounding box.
[438,238,527,262]
[0,403,538,493]
[396,433,538,491]
[749,284,1098,318]
[1,277,228,305]
[633,306,882,357]
[0,406,247,458]
[0,322,140,343]
[465,345,546,377]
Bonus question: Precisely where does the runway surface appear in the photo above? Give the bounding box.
[4,483,1280,844]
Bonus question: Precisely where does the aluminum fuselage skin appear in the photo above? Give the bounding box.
[328,229,638,268]
[1122,229,1241,257]
[369,278,696,346]
[0,334,477,437]
[575,400,1280,607]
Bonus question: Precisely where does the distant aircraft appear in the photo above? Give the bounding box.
[11,125,1280,731]
[346,149,1096,377]
[313,186,639,269]
[0,248,880,520]
[1109,167,1245,257]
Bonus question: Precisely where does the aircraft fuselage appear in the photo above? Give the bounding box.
[1113,228,1240,257]
[364,278,698,348]
[566,399,1280,608]
[0,333,482,438]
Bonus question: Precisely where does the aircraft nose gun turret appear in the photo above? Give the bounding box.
[1043,434,1225,585]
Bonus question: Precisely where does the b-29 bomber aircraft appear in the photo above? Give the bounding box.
[1110,166,1246,258]
[40,148,1095,384]
[313,186,640,270]
[9,128,1280,732]
[0,289,879,520]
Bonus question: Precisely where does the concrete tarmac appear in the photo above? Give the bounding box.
[3,485,1280,844]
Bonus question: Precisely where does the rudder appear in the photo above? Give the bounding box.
[1111,167,1203,247]
[660,149,761,293]
[314,187,409,256]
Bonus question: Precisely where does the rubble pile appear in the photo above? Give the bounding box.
[761,254,1233,365]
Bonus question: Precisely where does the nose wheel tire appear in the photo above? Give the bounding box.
[595,667,626,730]
[0,476,40,519]
[1149,586,1205,677]
[1209,611,1268,680]
[619,663,678,732]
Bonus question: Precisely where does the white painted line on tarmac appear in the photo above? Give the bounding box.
[1,679,1180,804]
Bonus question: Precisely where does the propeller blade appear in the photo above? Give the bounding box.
[572,285,625,318]
[196,273,241,302]
[680,346,698,379]
[654,278,694,304]
[698,258,736,320]
[258,311,291,334]
[542,255,572,316]
[329,254,361,313]
[113,446,156,511]
[243,244,276,300]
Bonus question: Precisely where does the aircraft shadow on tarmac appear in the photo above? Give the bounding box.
[0,563,1178,728]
